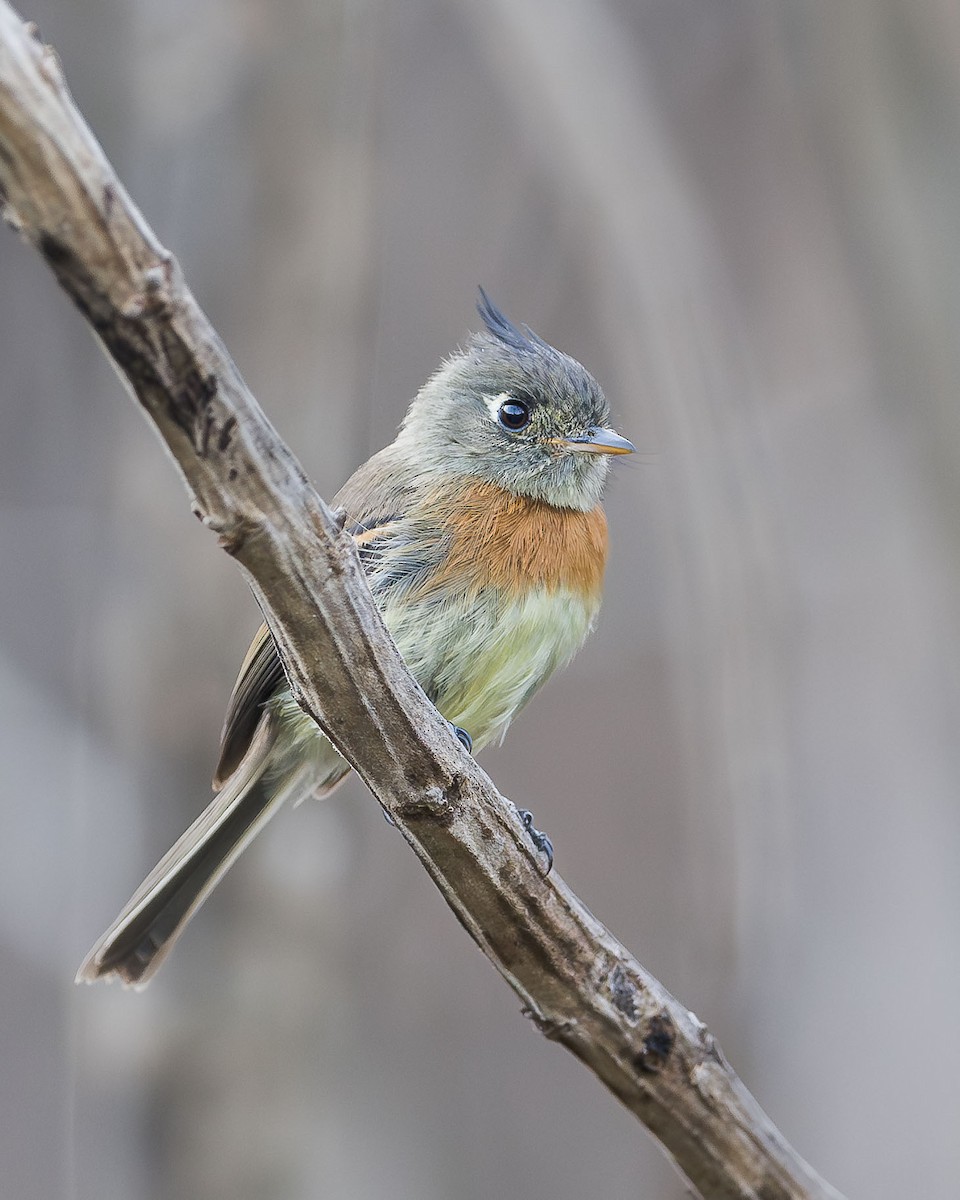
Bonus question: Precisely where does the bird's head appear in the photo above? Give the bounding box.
[398,290,634,511]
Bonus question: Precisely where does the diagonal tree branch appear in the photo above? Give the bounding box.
[0,6,846,1198]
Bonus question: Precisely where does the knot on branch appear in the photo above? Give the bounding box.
[27,26,67,90]
[191,506,250,557]
[394,777,461,824]
[606,962,642,1023]
[634,1011,676,1075]
[120,254,175,320]
[521,1004,578,1041]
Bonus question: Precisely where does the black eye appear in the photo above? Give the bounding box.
[497,398,531,431]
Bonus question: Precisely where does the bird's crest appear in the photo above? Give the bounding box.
[476,288,552,356]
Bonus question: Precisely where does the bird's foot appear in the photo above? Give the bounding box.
[516,808,554,875]
[450,724,473,753]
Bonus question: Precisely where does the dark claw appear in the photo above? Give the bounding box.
[516,808,554,874]
[451,724,473,753]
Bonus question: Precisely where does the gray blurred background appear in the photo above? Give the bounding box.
[2,1,959,1197]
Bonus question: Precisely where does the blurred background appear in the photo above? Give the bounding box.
[2,1,959,1197]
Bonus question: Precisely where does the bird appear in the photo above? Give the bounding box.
[77,290,635,988]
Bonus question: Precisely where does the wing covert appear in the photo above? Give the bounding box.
[214,446,415,789]
[213,623,286,788]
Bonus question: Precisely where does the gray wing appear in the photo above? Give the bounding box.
[213,623,286,788]
[213,447,416,789]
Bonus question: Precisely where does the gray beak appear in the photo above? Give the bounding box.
[560,427,636,456]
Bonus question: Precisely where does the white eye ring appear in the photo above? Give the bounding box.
[484,392,513,422]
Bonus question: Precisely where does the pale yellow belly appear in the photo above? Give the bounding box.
[270,585,598,785]
[383,584,599,749]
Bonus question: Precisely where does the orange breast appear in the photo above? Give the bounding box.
[422,480,608,600]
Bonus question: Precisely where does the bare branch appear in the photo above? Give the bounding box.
[0,6,846,1198]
